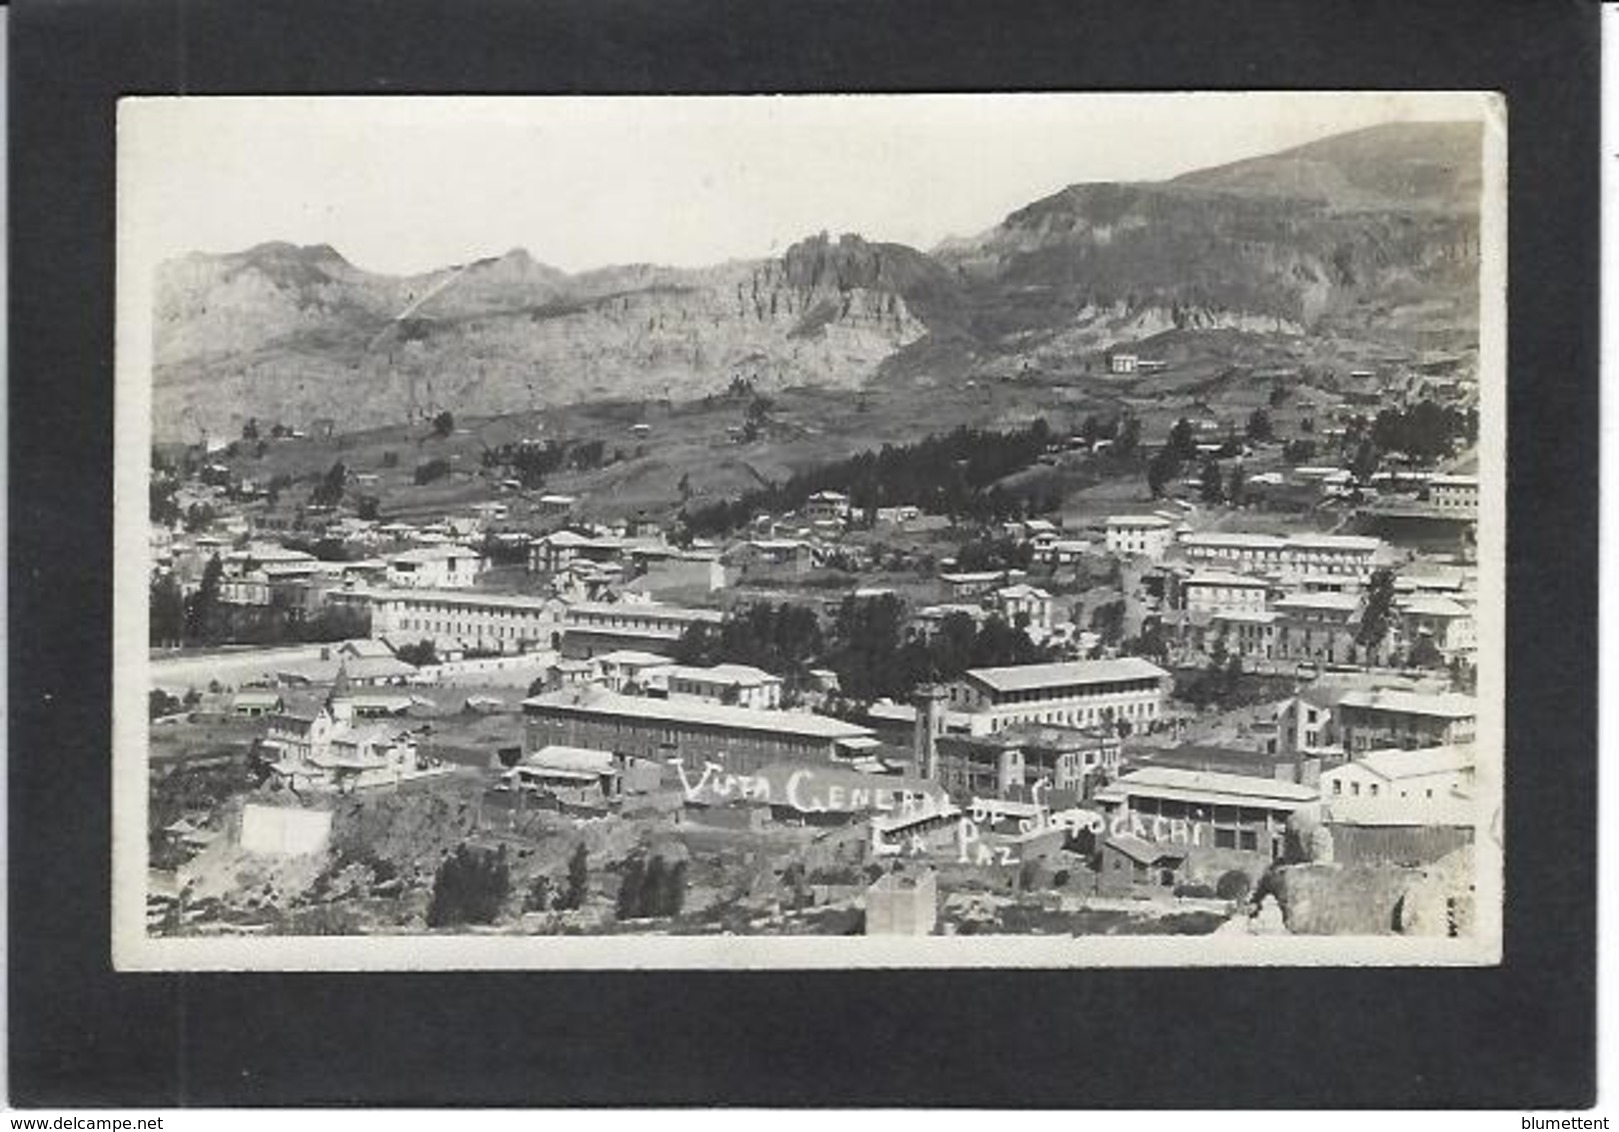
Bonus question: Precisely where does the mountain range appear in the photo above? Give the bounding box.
[152,120,1482,441]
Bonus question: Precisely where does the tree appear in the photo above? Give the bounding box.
[616,855,647,919]
[241,418,260,441]
[433,410,455,438]
[311,461,347,507]
[1167,418,1197,462]
[150,573,185,647]
[1356,568,1397,664]
[1245,408,1273,444]
[1146,447,1176,498]
[1350,438,1379,484]
[1227,463,1247,507]
[1409,635,1445,669]
[550,843,590,911]
[356,495,380,521]
[184,554,224,643]
[1198,457,1224,504]
[1115,415,1141,458]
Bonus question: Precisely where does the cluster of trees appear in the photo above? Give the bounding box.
[524,843,590,913]
[432,411,455,438]
[426,843,511,927]
[480,437,609,489]
[823,595,1054,702]
[393,639,439,667]
[953,534,1035,573]
[1075,413,1142,457]
[149,558,370,647]
[681,420,1061,536]
[1368,400,1476,464]
[671,594,1057,705]
[615,851,689,920]
[310,461,346,507]
[1146,418,1199,498]
[1179,630,1245,708]
[672,602,823,694]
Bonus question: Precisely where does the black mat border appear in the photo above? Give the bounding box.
[8,0,1599,1109]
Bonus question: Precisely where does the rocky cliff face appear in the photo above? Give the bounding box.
[152,121,1482,440]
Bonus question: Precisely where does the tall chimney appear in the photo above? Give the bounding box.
[912,684,948,780]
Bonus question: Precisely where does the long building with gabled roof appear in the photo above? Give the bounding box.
[946,657,1170,736]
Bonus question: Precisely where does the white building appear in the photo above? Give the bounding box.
[993,584,1054,633]
[591,649,676,694]
[1105,514,1176,559]
[261,693,435,793]
[803,490,851,523]
[1179,531,1382,583]
[1183,571,1270,615]
[386,544,485,589]
[947,657,1169,735]
[1320,744,1475,824]
[1428,474,1478,515]
[342,588,565,654]
[559,601,725,659]
[1399,595,1476,657]
[666,663,785,710]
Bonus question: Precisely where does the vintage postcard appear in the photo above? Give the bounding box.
[113,92,1505,968]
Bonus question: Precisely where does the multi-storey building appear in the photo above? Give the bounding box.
[521,689,879,776]
[334,588,565,655]
[1104,514,1176,559]
[1335,689,1477,753]
[665,663,784,710]
[1182,571,1270,615]
[1427,474,1479,515]
[1179,531,1383,583]
[558,601,725,659]
[946,658,1169,735]
[385,544,485,589]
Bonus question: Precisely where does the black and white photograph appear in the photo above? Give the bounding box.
[113,92,1504,968]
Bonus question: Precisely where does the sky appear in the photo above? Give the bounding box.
[120,92,1494,277]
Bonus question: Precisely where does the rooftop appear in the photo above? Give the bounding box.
[520,745,617,775]
[1273,592,1363,612]
[1336,689,1478,719]
[1399,596,1470,618]
[1106,514,1174,529]
[1339,744,1476,781]
[593,649,675,667]
[389,544,482,564]
[667,663,782,686]
[964,657,1168,694]
[522,689,875,741]
[1095,766,1320,806]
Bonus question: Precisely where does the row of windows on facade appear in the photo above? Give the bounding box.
[986,700,1158,731]
[960,677,1162,706]
[1331,779,1438,799]
[529,718,826,758]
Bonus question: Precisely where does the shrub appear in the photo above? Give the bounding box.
[1216,869,1254,901]
[414,458,451,486]
[1173,882,1217,899]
